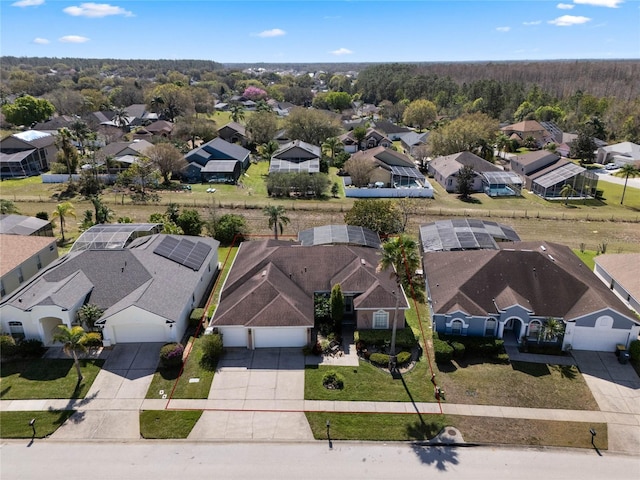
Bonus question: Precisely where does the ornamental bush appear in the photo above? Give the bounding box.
[369,352,390,367]
[200,334,223,370]
[396,351,412,366]
[17,339,45,357]
[450,341,466,359]
[159,342,184,368]
[433,338,454,364]
[0,334,17,357]
[81,332,103,348]
[629,340,640,361]
[189,308,205,328]
[322,371,344,390]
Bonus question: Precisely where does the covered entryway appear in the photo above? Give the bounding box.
[40,317,64,346]
[253,327,308,348]
[502,317,525,343]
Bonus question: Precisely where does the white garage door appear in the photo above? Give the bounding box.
[253,327,307,348]
[113,324,167,343]
[219,327,248,347]
[571,326,630,352]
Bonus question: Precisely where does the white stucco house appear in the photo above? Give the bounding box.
[0,234,219,346]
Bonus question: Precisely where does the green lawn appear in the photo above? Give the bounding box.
[145,336,216,400]
[305,412,607,449]
[0,359,103,399]
[0,410,74,438]
[207,246,238,317]
[573,248,598,270]
[140,410,202,439]
[435,360,598,410]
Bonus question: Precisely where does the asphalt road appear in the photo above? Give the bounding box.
[2,441,638,480]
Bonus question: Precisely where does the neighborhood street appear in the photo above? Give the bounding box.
[1,440,638,480]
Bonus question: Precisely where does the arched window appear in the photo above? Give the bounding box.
[451,319,464,335]
[528,320,542,340]
[485,318,496,337]
[373,310,389,329]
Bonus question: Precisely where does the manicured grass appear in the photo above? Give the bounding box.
[145,336,216,400]
[573,248,598,270]
[207,246,238,317]
[0,359,104,399]
[435,360,598,410]
[0,410,74,438]
[139,410,202,439]
[305,412,607,449]
[305,359,434,402]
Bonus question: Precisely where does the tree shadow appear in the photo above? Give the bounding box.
[410,444,460,470]
[511,361,550,377]
[458,196,482,204]
[550,364,577,379]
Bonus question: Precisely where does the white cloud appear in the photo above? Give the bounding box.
[63,3,133,18]
[496,26,511,32]
[59,35,90,43]
[33,37,50,44]
[523,20,542,25]
[330,48,353,56]
[574,0,623,7]
[557,3,575,9]
[11,0,44,6]
[548,15,591,26]
[255,28,286,38]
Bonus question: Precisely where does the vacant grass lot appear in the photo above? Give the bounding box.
[305,412,607,449]
[139,410,203,439]
[0,410,75,438]
[435,360,598,410]
[0,359,103,399]
[145,336,215,400]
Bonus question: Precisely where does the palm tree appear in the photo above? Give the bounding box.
[69,119,90,155]
[230,104,245,124]
[376,234,421,369]
[495,133,510,160]
[52,202,76,243]
[263,205,290,240]
[53,325,89,383]
[540,318,565,343]
[257,140,280,162]
[614,164,640,205]
[111,106,129,131]
[559,183,576,205]
[322,137,344,166]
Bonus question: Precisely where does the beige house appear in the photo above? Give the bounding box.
[0,234,58,302]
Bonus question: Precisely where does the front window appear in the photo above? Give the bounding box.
[485,318,496,337]
[9,321,25,341]
[528,320,542,340]
[373,310,389,329]
[451,319,463,335]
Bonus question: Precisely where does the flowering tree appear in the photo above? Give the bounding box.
[243,86,268,101]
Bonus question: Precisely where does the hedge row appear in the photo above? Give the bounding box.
[435,334,504,356]
[355,328,418,349]
[368,351,412,367]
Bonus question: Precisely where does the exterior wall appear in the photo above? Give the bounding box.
[1,241,58,300]
[0,304,75,345]
[101,306,178,345]
[356,309,405,330]
[563,309,640,351]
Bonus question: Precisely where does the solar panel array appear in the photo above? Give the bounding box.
[419,219,520,252]
[153,236,212,271]
[298,225,381,248]
[534,163,585,189]
[269,158,320,174]
[389,165,425,181]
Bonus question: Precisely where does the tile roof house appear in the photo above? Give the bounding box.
[594,253,640,315]
[425,241,640,352]
[184,137,251,184]
[0,234,58,302]
[428,151,501,193]
[0,234,219,346]
[209,240,409,349]
[0,130,57,178]
[269,140,321,174]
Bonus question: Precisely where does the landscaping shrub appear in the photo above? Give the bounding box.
[356,328,417,349]
[322,371,344,390]
[396,351,412,366]
[437,335,504,357]
[450,341,465,359]
[159,342,184,368]
[629,340,640,361]
[17,339,45,357]
[433,338,454,364]
[200,334,223,369]
[369,352,390,367]
[0,334,17,357]
[81,332,103,348]
[189,308,205,328]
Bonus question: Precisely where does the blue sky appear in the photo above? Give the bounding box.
[1,0,639,62]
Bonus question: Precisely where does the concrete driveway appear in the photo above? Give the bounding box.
[572,350,640,454]
[52,343,162,440]
[188,348,313,441]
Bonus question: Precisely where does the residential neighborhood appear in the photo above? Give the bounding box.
[1,54,639,469]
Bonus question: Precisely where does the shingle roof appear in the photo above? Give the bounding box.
[185,137,250,165]
[0,214,51,236]
[0,234,56,276]
[425,241,636,322]
[595,254,640,302]
[430,151,501,178]
[211,240,407,328]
